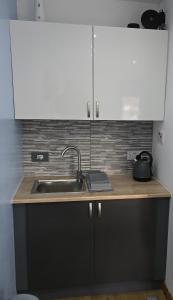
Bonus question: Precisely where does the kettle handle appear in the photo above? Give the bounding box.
[136,151,153,166]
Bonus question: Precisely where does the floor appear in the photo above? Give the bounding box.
[56,290,166,300]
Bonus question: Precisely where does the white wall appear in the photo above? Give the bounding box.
[153,0,173,296]
[17,0,159,27]
[0,0,23,299]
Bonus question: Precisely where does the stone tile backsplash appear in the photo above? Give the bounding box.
[21,120,153,176]
[91,121,153,175]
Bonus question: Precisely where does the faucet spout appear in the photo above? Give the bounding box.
[61,145,82,181]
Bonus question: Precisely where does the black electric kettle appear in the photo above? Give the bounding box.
[133,151,153,182]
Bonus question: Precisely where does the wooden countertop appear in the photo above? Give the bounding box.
[13,174,171,204]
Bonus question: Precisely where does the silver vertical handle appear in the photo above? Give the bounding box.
[96,101,99,118]
[87,102,91,118]
[89,202,93,218]
[98,202,102,218]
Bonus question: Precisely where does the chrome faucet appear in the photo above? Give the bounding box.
[61,145,82,182]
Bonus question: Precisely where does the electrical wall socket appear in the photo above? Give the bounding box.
[31,151,49,162]
[158,129,165,144]
[127,150,141,161]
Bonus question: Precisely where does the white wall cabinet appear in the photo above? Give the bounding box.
[10,21,168,120]
[94,27,168,120]
[10,21,93,119]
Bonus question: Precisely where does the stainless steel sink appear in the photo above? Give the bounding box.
[31,178,86,194]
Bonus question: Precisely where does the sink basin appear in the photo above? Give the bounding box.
[31,178,86,194]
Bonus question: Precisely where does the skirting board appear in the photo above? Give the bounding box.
[25,281,163,300]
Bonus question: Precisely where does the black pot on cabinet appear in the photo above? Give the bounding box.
[133,151,153,182]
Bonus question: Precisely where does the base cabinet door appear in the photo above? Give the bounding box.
[94,199,169,284]
[27,202,94,290]
[14,202,94,292]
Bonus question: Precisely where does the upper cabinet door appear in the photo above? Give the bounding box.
[10,21,92,120]
[94,27,168,120]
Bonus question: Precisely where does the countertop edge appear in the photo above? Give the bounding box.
[13,174,171,204]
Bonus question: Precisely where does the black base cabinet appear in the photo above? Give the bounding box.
[14,202,94,292]
[13,198,169,298]
[94,199,169,284]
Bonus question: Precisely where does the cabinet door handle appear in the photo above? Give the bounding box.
[96,101,99,118]
[87,102,91,118]
[89,202,93,218]
[98,202,102,218]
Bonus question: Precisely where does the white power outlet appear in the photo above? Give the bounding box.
[127,150,141,161]
[158,129,165,144]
